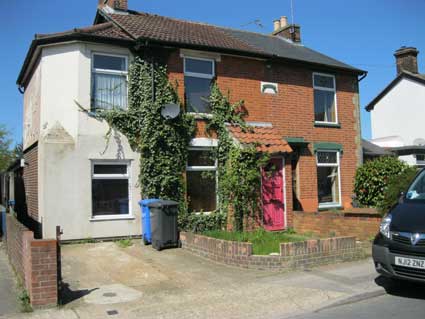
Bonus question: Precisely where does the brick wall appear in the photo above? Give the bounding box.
[166,48,361,226]
[293,209,381,240]
[23,144,38,221]
[180,232,363,271]
[4,213,57,308]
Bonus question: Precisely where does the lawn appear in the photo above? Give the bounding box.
[202,229,312,255]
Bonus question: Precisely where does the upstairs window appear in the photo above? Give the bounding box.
[184,57,215,114]
[313,73,337,124]
[92,53,128,110]
[316,150,341,207]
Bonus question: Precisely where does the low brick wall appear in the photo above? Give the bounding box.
[180,232,363,271]
[4,213,57,308]
[293,209,381,240]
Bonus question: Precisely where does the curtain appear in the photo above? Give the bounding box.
[93,73,127,110]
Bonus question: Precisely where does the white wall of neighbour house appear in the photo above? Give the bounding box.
[371,78,425,166]
[37,42,141,240]
[23,61,41,149]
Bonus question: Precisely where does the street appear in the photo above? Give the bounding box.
[290,277,425,319]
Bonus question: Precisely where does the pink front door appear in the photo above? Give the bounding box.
[262,158,285,231]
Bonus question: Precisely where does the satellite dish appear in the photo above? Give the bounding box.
[161,103,180,119]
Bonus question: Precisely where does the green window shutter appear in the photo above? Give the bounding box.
[313,142,343,153]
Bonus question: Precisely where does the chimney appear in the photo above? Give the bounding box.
[394,46,419,75]
[98,0,128,11]
[272,17,301,43]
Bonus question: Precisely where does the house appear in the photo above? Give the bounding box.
[361,139,393,162]
[366,46,425,167]
[14,0,365,240]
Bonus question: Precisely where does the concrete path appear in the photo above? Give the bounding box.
[0,243,19,316]
[0,241,384,319]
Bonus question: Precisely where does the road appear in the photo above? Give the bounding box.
[292,277,425,319]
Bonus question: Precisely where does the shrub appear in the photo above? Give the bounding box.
[354,156,410,208]
[377,166,418,214]
[179,211,227,233]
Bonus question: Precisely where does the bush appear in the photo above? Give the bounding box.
[377,166,417,214]
[178,211,227,233]
[354,157,410,208]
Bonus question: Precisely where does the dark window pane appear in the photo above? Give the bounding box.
[92,179,129,215]
[185,76,212,113]
[93,55,126,71]
[417,154,425,161]
[185,58,213,74]
[314,90,336,122]
[187,171,216,212]
[317,166,340,204]
[314,74,334,88]
[317,152,337,164]
[93,165,127,175]
[188,150,215,167]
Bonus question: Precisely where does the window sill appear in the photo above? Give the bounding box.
[314,122,341,128]
[187,112,213,119]
[90,215,135,222]
[318,204,342,211]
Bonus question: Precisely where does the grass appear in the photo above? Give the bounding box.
[18,289,32,313]
[116,238,133,248]
[202,228,311,255]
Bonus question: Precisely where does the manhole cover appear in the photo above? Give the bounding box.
[103,292,117,297]
[107,310,119,316]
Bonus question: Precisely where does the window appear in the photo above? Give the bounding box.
[186,148,217,212]
[184,57,215,114]
[91,162,130,217]
[92,53,128,110]
[316,151,341,207]
[313,73,337,124]
[416,154,425,166]
[406,169,425,200]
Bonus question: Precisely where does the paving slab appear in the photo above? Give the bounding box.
[0,243,19,316]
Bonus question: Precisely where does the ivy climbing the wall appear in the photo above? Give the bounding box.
[98,56,195,203]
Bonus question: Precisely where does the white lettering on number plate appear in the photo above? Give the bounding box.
[395,256,425,269]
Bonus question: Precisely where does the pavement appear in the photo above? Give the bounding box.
[0,240,386,319]
[0,243,19,316]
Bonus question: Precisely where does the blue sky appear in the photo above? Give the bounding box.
[1,0,424,145]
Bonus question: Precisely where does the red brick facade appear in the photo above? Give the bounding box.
[167,49,361,228]
[23,144,38,221]
[4,214,57,308]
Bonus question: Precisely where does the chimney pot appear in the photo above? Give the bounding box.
[280,16,288,28]
[394,46,419,75]
[98,0,128,11]
[273,19,281,31]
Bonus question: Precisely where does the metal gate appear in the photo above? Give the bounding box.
[56,226,63,305]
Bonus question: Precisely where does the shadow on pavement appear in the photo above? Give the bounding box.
[375,275,425,300]
[60,283,98,305]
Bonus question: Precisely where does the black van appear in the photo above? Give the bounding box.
[373,168,425,282]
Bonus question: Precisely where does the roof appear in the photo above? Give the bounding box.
[227,125,292,154]
[388,145,425,156]
[17,7,366,86]
[365,70,425,111]
[105,11,364,74]
[362,139,393,156]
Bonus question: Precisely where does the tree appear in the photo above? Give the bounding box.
[0,125,16,172]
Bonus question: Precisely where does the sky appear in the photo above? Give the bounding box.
[1,0,424,146]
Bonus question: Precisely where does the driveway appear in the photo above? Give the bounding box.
[52,241,382,319]
[0,243,19,316]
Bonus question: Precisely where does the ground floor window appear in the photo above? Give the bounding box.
[316,150,341,207]
[91,161,130,217]
[186,148,217,212]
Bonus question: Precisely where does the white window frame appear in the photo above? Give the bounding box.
[186,147,218,213]
[90,160,133,221]
[313,72,338,125]
[184,57,215,115]
[91,52,129,110]
[316,150,342,208]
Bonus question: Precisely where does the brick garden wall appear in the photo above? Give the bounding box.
[4,213,57,308]
[293,209,381,240]
[180,232,363,271]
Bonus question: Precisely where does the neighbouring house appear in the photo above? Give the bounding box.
[361,139,393,162]
[12,0,365,240]
[366,46,425,167]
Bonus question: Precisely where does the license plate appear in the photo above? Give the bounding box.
[395,256,425,269]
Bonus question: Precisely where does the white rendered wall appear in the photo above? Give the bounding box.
[37,42,141,240]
